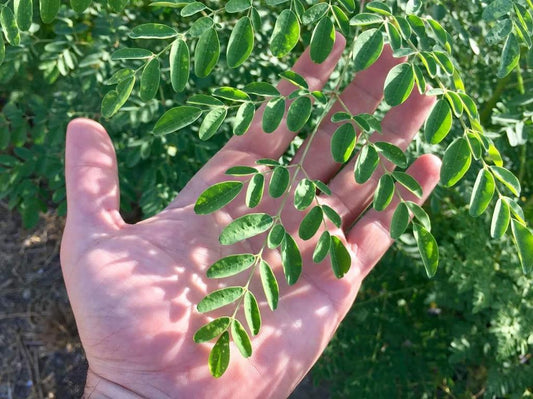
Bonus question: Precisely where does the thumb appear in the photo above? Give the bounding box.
[64,118,124,232]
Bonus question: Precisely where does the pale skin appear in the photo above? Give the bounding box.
[61,36,441,398]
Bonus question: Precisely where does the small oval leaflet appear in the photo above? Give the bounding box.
[424,99,452,144]
[322,204,342,228]
[140,58,160,101]
[390,202,409,239]
[287,96,312,132]
[491,198,510,239]
[294,178,315,210]
[384,63,415,106]
[469,169,495,217]
[243,82,280,97]
[330,236,351,278]
[263,97,285,133]
[269,166,290,198]
[1,6,20,45]
[153,106,202,136]
[195,28,220,78]
[193,317,231,343]
[331,123,356,163]
[227,16,254,68]
[489,166,521,197]
[181,1,206,16]
[313,231,331,263]
[511,219,533,274]
[170,39,189,92]
[129,23,178,39]
[212,87,250,102]
[206,254,256,279]
[302,3,328,25]
[101,76,135,118]
[219,213,273,245]
[244,291,261,335]
[310,16,335,64]
[225,0,251,13]
[231,319,252,358]
[209,331,230,378]
[392,171,423,198]
[413,223,439,278]
[194,181,244,214]
[267,224,285,249]
[245,173,264,208]
[111,48,153,60]
[197,287,245,313]
[226,166,257,176]
[375,142,407,168]
[406,201,431,231]
[233,102,255,136]
[279,70,309,89]
[270,9,300,57]
[354,145,379,184]
[353,28,384,72]
[374,174,395,211]
[39,0,60,24]
[281,234,302,286]
[299,206,323,241]
[199,107,227,141]
[15,0,33,31]
[260,260,279,310]
[440,137,472,187]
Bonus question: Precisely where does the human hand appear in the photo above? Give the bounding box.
[60,36,441,398]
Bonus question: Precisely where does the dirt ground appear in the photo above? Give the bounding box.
[0,204,328,399]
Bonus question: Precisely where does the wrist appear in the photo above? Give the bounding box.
[84,369,144,399]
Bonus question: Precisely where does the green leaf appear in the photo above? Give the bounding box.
[511,219,533,274]
[366,1,392,15]
[14,0,33,31]
[39,0,59,23]
[227,17,254,68]
[390,202,409,239]
[482,0,513,21]
[330,236,351,278]
[406,201,431,231]
[486,19,512,45]
[387,22,402,51]
[299,206,323,241]
[111,48,153,60]
[233,102,255,136]
[256,158,280,166]
[209,331,230,378]
[181,1,206,16]
[375,142,407,168]
[426,18,448,46]
[225,0,251,13]
[322,204,341,228]
[199,107,227,140]
[314,180,331,195]
[262,97,285,133]
[338,0,355,12]
[105,69,134,85]
[197,287,245,313]
[269,166,290,198]
[195,28,220,78]
[130,23,177,39]
[244,291,261,335]
[490,166,521,197]
[445,91,463,117]
[246,173,264,208]
[354,145,379,184]
[1,6,20,45]
[194,181,244,214]
[287,96,312,132]
[0,35,4,65]
[313,231,331,263]
[331,112,352,123]
[331,4,350,36]
[243,82,280,97]
[302,3,328,25]
[187,94,224,107]
[170,39,189,92]
[267,224,285,249]
[459,93,479,120]
[101,76,135,118]
[498,33,520,78]
[226,166,257,176]
[281,233,302,285]
[374,174,395,211]
[153,106,202,135]
[310,17,335,64]
[384,63,415,106]
[260,260,279,310]
[139,58,160,101]
[469,169,495,217]
[108,0,128,12]
[231,319,252,358]
[418,52,437,77]
[432,51,454,75]
[353,29,384,72]
[188,16,213,37]
[412,64,426,94]
[279,70,308,89]
[193,317,231,343]
[491,198,510,239]
[392,171,423,198]
[331,123,356,163]
[413,223,439,278]
[206,254,256,278]
[270,9,300,57]
[424,99,452,144]
[212,87,250,102]
[294,178,315,210]
[440,138,472,187]
[350,13,383,26]
[219,213,273,245]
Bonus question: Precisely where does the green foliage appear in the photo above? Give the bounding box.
[0,0,531,389]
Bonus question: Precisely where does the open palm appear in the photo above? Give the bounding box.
[61,37,441,398]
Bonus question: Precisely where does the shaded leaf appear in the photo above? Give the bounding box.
[310,17,335,64]
[193,317,231,343]
[199,107,227,140]
[233,102,255,136]
[322,204,341,228]
[331,123,356,163]
[375,142,406,168]
[225,166,257,176]
[269,166,290,198]
[244,291,261,335]
[111,48,153,60]
[15,0,33,30]
[246,173,264,208]
[287,96,312,132]
[260,260,279,310]
[194,181,243,214]
[498,33,520,78]
[294,178,315,210]
[353,29,384,72]
[195,28,220,78]
[270,9,300,57]
[440,138,472,187]
[390,202,409,239]
[374,174,395,211]
[227,16,254,68]
[384,63,415,106]
[354,145,379,184]
[313,231,331,263]
[130,23,178,39]
[299,206,323,241]
[153,106,202,135]
[244,82,279,96]
[170,39,189,92]
[302,3,328,25]
[39,0,59,23]
[511,219,533,274]
[279,70,308,89]
[262,97,285,133]
[330,236,351,278]
[281,234,302,285]
[469,169,495,217]
[392,171,422,198]
[1,6,20,45]
[413,223,439,278]
[140,58,160,101]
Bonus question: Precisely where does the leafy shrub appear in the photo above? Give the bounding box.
[0,0,531,390]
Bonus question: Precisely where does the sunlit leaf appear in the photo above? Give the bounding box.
[197,287,245,313]
[246,173,264,208]
[153,106,202,135]
[199,107,227,140]
[206,254,256,278]
[231,319,252,358]
[260,260,279,310]
[313,231,331,263]
[330,236,351,278]
[194,181,243,214]
[440,137,472,187]
[353,29,384,72]
[469,169,495,217]
[219,213,273,245]
[193,317,231,343]
[227,16,254,68]
[384,63,415,106]
[413,223,439,278]
[244,291,261,335]
[281,233,302,285]
[491,198,510,239]
[195,28,220,78]
[270,9,300,57]
[209,331,230,378]
[269,166,290,198]
[287,96,312,132]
